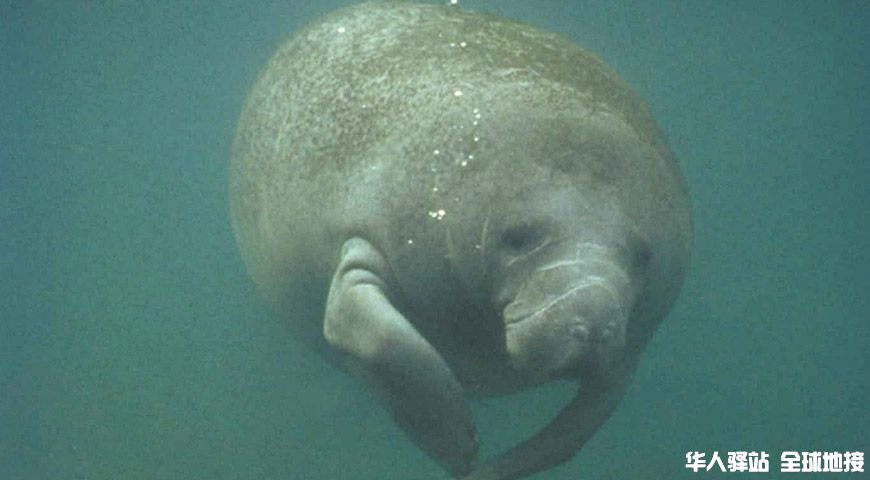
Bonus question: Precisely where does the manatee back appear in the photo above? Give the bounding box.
[229,1,680,307]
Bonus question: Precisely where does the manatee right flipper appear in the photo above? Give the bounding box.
[324,237,478,476]
[460,370,632,480]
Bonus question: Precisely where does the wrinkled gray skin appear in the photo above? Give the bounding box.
[230,2,691,479]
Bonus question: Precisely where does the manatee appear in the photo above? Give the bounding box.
[229,2,692,479]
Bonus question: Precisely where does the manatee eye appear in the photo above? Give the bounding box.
[500,223,544,251]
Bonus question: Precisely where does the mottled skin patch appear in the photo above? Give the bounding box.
[230,2,691,479]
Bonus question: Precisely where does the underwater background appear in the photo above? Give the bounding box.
[1,1,867,479]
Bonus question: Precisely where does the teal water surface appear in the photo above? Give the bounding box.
[1,1,867,479]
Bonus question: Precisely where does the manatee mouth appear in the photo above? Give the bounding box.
[501,253,629,336]
[503,277,617,323]
[500,278,629,376]
[502,283,624,349]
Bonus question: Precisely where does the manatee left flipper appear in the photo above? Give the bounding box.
[324,237,478,476]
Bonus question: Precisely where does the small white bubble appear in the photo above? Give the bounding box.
[450,42,456,47]
[475,113,482,119]
[460,160,468,167]
[473,136,479,142]
[432,187,439,192]
[434,149,440,155]
[460,41,467,47]
[408,239,414,245]
[468,154,474,160]
[449,0,459,5]
[337,26,346,34]
[429,209,447,220]
[472,121,478,126]
[473,108,479,113]
[454,90,463,97]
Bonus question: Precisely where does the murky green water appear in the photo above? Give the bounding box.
[2,1,867,479]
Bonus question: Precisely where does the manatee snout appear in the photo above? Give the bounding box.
[502,246,634,378]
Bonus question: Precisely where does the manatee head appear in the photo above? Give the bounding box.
[443,102,690,384]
